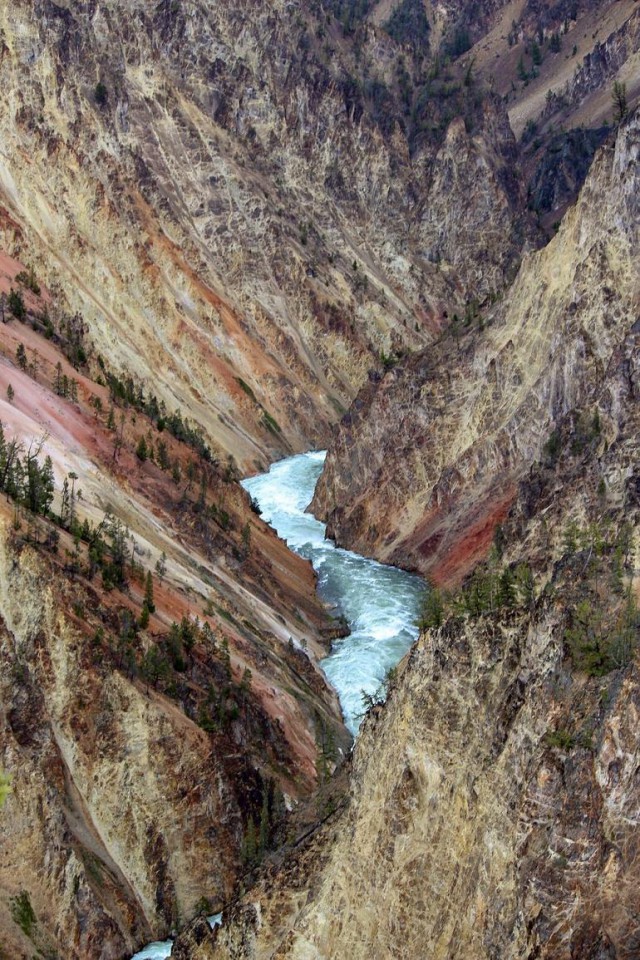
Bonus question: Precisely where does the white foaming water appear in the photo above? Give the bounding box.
[130,915,221,960]
[242,451,425,734]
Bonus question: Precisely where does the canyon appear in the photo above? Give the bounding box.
[0,0,638,958]
[198,108,640,960]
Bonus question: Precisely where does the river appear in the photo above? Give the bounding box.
[242,450,425,734]
[131,451,424,959]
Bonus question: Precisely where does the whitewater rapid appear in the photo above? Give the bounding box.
[242,450,425,734]
[130,915,221,960]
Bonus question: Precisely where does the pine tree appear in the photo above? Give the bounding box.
[6,384,14,403]
[419,587,444,629]
[139,603,150,629]
[155,550,167,581]
[60,478,70,527]
[612,80,628,124]
[54,361,63,395]
[16,343,27,371]
[144,570,156,613]
[39,456,55,514]
[157,440,170,470]
[516,564,535,607]
[68,472,78,529]
[531,40,542,65]
[136,436,148,462]
[497,566,518,608]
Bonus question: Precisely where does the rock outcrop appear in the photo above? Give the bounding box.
[313,109,640,586]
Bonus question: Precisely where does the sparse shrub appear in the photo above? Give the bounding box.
[94,82,108,106]
[7,289,26,320]
[10,891,36,937]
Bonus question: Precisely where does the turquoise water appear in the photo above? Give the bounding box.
[242,451,425,734]
[130,914,221,960]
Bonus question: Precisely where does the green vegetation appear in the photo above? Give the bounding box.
[261,411,282,435]
[15,265,41,295]
[0,425,55,516]
[0,771,10,807]
[545,728,574,750]
[612,80,628,124]
[104,369,213,462]
[235,377,257,402]
[241,777,285,867]
[442,23,471,60]
[7,289,26,320]
[385,0,430,51]
[419,551,536,629]
[135,435,148,462]
[10,891,36,938]
[94,82,108,106]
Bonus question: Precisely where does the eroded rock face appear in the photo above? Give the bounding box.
[0,0,530,469]
[313,110,640,586]
[211,600,640,959]
[0,533,233,958]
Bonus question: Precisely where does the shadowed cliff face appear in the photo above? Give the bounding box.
[0,0,531,470]
[313,110,640,586]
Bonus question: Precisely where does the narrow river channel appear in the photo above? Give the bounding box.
[242,450,425,734]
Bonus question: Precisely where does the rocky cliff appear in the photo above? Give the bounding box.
[0,0,534,471]
[313,108,640,586]
[0,263,352,959]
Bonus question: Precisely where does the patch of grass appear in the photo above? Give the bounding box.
[235,377,257,403]
[261,411,282,435]
[545,729,574,750]
[10,891,37,937]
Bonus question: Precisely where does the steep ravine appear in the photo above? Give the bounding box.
[313,110,640,587]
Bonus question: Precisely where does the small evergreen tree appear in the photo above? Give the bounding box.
[94,82,108,106]
[7,289,25,320]
[54,361,63,396]
[531,40,542,65]
[612,80,628,124]
[155,550,167,581]
[16,343,27,371]
[139,603,150,629]
[136,436,148,461]
[144,569,156,613]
